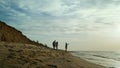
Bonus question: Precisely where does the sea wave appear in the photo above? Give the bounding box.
[93,55,110,59]
[71,51,120,68]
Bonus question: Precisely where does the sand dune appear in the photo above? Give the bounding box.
[0,21,105,68]
[0,42,105,68]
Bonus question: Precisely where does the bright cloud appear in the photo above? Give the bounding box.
[0,0,120,50]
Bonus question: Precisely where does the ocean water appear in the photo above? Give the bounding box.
[71,51,120,68]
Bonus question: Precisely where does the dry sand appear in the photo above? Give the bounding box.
[0,42,105,68]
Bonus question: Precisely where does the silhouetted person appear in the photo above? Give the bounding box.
[65,42,69,51]
[52,40,56,49]
[56,41,58,49]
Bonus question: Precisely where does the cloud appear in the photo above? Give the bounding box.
[0,0,120,39]
[1,0,120,50]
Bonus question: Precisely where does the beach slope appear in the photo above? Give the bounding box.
[0,21,105,68]
[0,42,105,68]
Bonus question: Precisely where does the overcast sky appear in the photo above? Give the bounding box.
[0,0,120,51]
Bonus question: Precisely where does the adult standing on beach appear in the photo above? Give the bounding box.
[65,42,69,51]
[52,40,56,49]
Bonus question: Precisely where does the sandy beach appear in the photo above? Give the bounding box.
[0,0,120,68]
[0,42,105,68]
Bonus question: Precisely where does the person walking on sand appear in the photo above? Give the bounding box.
[65,42,69,51]
[52,40,56,49]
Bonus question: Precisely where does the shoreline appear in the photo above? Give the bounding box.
[71,51,118,68]
[67,53,106,68]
